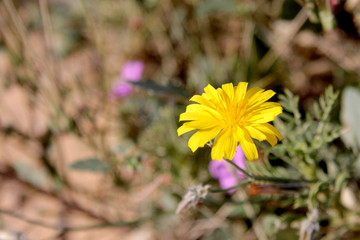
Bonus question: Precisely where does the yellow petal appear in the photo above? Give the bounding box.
[190,94,215,109]
[255,123,283,146]
[244,87,264,104]
[211,137,224,161]
[223,129,238,160]
[245,125,267,141]
[177,123,196,136]
[184,103,210,112]
[266,123,283,140]
[179,110,215,122]
[233,126,243,142]
[247,106,282,123]
[180,104,221,120]
[204,84,221,104]
[221,83,234,101]
[235,82,248,104]
[237,127,258,161]
[262,131,277,146]
[211,128,237,160]
[188,127,221,152]
[246,102,282,115]
[186,119,222,130]
[246,88,275,108]
[252,104,283,116]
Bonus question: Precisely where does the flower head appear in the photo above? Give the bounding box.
[176,184,211,215]
[177,82,283,161]
[110,81,133,98]
[121,61,144,82]
[209,145,246,194]
[109,60,144,99]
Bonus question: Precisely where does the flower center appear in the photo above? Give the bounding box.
[222,102,246,127]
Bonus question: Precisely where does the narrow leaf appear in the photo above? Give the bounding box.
[69,158,110,172]
[130,79,188,97]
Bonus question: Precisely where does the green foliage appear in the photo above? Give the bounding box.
[123,155,144,171]
[195,0,238,18]
[2,0,360,239]
[269,87,341,179]
[130,79,189,97]
[229,87,360,239]
[69,158,110,172]
[13,163,52,189]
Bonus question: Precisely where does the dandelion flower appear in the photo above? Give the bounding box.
[177,82,283,161]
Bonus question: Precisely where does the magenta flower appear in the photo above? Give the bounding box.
[209,145,246,194]
[121,61,144,82]
[110,82,133,98]
[110,60,144,99]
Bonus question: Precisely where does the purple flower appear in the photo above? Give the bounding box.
[109,60,144,99]
[121,61,144,82]
[110,81,133,98]
[209,145,246,194]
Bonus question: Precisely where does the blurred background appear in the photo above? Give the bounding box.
[1,0,360,239]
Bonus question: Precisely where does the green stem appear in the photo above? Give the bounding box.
[61,218,148,232]
[225,159,253,178]
[210,179,252,193]
[225,159,317,183]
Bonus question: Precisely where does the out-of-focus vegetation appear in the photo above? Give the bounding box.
[1,0,360,239]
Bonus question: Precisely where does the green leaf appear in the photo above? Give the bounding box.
[318,6,335,31]
[308,181,328,208]
[334,172,349,193]
[123,155,143,170]
[13,163,51,188]
[69,158,110,172]
[293,195,307,208]
[130,79,188,97]
[196,0,237,18]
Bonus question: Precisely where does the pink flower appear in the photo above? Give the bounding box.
[121,61,144,82]
[110,60,144,99]
[209,145,246,194]
[110,82,133,98]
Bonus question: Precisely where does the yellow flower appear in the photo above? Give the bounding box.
[177,83,283,161]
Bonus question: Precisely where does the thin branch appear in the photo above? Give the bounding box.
[210,179,252,193]
[225,159,317,183]
[0,208,147,232]
[225,159,253,178]
[0,170,107,221]
[0,209,60,230]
